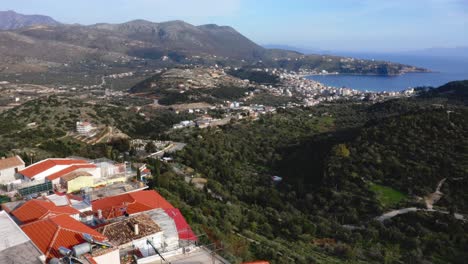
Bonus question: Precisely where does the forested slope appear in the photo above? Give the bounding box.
[156,82,468,263]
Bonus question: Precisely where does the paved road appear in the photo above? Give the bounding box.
[376,208,418,222]
[148,142,186,158]
[376,178,467,222]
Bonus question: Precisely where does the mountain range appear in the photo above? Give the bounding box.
[0,10,60,30]
[0,10,427,75]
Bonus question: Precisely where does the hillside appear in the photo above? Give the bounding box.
[0,96,191,159]
[421,80,468,104]
[14,19,265,61]
[0,30,129,73]
[129,67,254,105]
[0,10,60,30]
[91,20,266,59]
[162,81,468,263]
[0,77,467,263]
[0,11,429,76]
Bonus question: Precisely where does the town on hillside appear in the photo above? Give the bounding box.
[0,155,232,264]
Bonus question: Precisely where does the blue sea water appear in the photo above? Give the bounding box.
[306,55,468,92]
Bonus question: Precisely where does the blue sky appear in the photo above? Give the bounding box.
[1,0,467,52]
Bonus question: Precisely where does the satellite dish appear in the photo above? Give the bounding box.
[83,233,94,243]
[58,246,73,257]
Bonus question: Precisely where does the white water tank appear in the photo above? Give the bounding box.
[72,242,92,257]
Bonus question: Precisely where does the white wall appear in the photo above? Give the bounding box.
[124,232,165,258]
[88,167,102,179]
[0,165,25,185]
[96,162,122,178]
[93,248,120,264]
[31,165,70,181]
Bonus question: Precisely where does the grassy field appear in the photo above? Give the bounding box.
[369,183,406,208]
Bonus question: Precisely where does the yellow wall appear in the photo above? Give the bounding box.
[92,176,127,187]
[66,176,127,193]
[66,176,94,193]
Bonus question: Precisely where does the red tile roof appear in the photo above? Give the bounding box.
[0,155,24,170]
[46,164,97,181]
[12,199,80,224]
[21,214,107,260]
[92,190,174,219]
[19,159,89,179]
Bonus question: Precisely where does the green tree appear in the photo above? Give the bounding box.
[334,144,350,158]
[145,142,157,153]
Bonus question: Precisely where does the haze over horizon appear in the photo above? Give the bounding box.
[1,0,467,52]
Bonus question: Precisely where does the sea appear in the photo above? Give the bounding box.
[306,54,468,92]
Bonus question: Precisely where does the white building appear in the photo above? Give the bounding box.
[18,158,100,184]
[76,121,94,136]
[93,158,126,178]
[0,156,25,185]
[97,210,192,262]
[97,214,165,256]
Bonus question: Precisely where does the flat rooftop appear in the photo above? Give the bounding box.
[90,182,148,201]
[158,246,229,264]
[0,211,45,264]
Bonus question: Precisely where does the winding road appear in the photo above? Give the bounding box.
[375,178,466,222]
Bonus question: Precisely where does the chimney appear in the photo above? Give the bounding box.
[133,224,139,236]
[97,209,102,219]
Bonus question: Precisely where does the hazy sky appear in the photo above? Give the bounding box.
[1,0,467,52]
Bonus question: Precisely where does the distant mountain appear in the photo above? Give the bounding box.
[263,44,332,55]
[11,18,266,61]
[0,10,60,30]
[0,11,428,76]
[87,20,266,59]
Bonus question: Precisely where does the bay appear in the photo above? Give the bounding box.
[306,55,468,92]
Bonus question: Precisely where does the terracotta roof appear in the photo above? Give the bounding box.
[12,199,79,224]
[19,159,89,179]
[47,164,96,181]
[97,214,161,246]
[92,190,174,219]
[21,214,107,260]
[0,155,24,170]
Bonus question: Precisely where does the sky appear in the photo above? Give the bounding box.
[1,0,467,52]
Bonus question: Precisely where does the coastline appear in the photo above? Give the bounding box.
[301,70,432,78]
[303,70,468,93]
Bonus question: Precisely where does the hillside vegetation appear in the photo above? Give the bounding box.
[0,96,192,159]
[153,82,468,263]
[1,79,466,263]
